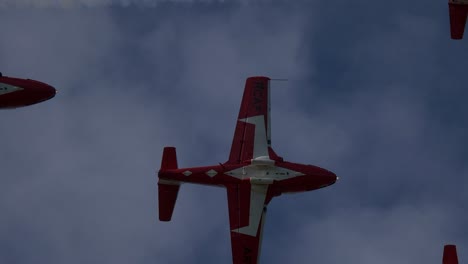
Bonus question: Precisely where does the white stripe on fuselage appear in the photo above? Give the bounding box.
[225,163,304,181]
[0,83,23,96]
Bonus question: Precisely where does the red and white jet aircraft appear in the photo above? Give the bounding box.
[443,244,459,264]
[158,76,337,264]
[0,72,56,109]
[449,0,468,39]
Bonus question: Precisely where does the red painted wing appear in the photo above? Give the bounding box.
[226,183,269,264]
[443,245,459,264]
[449,2,468,39]
[227,77,271,164]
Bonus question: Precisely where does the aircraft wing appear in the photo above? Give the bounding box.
[449,0,468,39]
[228,76,271,164]
[226,183,270,264]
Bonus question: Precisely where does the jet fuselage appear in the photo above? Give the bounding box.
[0,75,56,109]
[159,160,336,197]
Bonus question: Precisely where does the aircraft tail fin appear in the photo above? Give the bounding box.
[443,244,459,264]
[158,147,180,221]
[449,2,468,39]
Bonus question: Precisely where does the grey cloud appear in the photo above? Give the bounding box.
[0,9,121,88]
[0,5,314,264]
[282,204,461,264]
[0,0,279,8]
[1,2,467,264]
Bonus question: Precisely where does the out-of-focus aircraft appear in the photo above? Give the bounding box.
[158,76,338,264]
[443,244,459,264]
[0,72,56,109]
[449,0,468,39]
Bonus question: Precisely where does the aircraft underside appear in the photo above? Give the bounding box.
[158,76,337,264]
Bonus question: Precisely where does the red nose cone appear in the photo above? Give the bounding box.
[324,169,338,186]
[40,84,56,101]
[311,165,337,183]
[22,82,56,106]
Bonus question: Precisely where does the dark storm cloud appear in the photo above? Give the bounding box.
[1,1,467,264]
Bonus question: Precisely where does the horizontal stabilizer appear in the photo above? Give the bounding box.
[161,147,178,171]
[158,147,180,221]
[443,244,459,264]
[158,182,180,221]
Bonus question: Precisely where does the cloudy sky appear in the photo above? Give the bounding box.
[1,1,467,263]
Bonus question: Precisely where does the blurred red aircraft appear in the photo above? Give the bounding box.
[443,244,459,264]
[0,72,56,109]
[158,76,337,264]
[449,0,468,39]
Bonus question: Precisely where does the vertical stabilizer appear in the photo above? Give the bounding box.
[449,2,468,39]
[443,245,459,264]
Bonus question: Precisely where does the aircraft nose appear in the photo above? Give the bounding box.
[45,84,56,99]
[24,82,57,106]
[324,170,338,185]
[308,165,338,188]
[36,83,56,101]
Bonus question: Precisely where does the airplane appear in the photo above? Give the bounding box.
[443,244,459,264]
[158,76,338,264]
[0,72,56,109]
[448,0,468,39]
